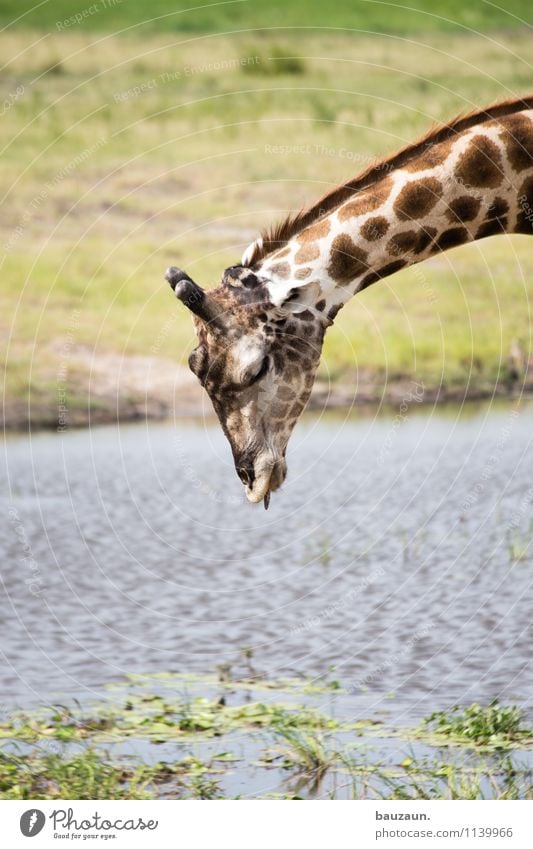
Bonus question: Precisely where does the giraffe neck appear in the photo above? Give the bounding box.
[258,107,533,322]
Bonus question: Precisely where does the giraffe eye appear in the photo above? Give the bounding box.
[188,346,206,377]
[249,356,270,386]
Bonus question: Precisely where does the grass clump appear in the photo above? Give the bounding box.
[273,726,337,778]
[507,532,530,562]
[0,749,155,800]
[420,701,532,748]
[0,746,228,800]
[378,757,533,801]
[242,46,306,76]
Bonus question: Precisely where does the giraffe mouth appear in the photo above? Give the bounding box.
[244,455,287,506]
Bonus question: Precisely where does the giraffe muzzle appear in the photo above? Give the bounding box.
[243,453,287,505]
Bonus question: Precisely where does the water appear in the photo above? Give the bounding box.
[1,399,532,723]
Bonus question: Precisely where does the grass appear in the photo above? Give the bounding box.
[276,725,338,777]
[0,0,530,35]
[3,745,530,800]
[0,746,229,799]
[0,748,156,800]
[303,530,332,565]
[419,701,532,748]
[0,675,532,798]
[1,9,533,425]
[374,757,532,800]
[507,529,531,562]
[271,726,338,785]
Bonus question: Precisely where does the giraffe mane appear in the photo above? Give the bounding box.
[244,94,533,268]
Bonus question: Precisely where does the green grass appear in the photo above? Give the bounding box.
[0,749,156,800]
[1,0,531,35]
[374,756,531,801]
[0,746,231,799]
[420,701,532,748]
[3,745,530,800]
[271,726,338,780]
[1,13,533,424]
[507,524,532,562]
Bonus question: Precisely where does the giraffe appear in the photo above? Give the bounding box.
[166,95,533,507]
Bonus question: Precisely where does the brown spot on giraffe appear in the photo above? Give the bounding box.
[476,217,508,239]
[405,138,451,172]
[271,400,289,419]
[454,135,504,188]
[269,261,291,278]
[388,227,441,257]
[446,195,482,223]
[290,400,306,418]
[271,246,291,260]
[327,303,342,321]
[432,226,470,252]
[359,260,407,290]
[327,234,369,283]
[387,229,420,256]
[499,113,533,172]
[360,215,390,241]
[277,385,296,401]
[393,177,443,221]
[294,266,312,279]
[296,218,331,243]
[337,177,393,221]
[475,197,510,238]
[413,226,438,254]
[486,197,509,220]
[294,243,320,264]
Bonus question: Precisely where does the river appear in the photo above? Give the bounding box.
[1,399,532,724]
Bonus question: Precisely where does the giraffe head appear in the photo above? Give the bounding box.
[166,264,329,506]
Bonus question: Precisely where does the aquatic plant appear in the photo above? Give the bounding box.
[187,772,223,800]
[272,726,338,780]
[420,701,531,747]
[0,749,156,800]
[0,690,336,745]
[507,532,530,562]
[376,758,532,801]
[303,531,333,566]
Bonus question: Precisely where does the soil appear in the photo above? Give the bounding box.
[3,346,531,431]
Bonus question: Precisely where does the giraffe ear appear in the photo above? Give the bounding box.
[276,281,321,314]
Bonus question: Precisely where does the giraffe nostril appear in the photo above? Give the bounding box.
[237,466,254,486]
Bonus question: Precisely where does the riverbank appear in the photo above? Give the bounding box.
[3,352,532,432]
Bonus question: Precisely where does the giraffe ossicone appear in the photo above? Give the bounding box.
[166,96,533,507]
